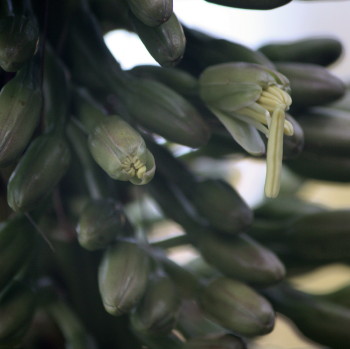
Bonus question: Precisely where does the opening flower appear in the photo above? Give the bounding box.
[199,62,293,198]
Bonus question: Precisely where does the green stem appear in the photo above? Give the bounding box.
[47,299,97,349]
[66,120,105,200]
[156,253,202,298]
[151,234,190,249]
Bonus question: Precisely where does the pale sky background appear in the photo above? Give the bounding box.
[105,0,350,79]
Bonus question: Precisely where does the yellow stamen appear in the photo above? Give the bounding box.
[121,155,146,180]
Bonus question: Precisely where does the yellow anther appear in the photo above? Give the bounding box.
[136,165,147,179]
[283,119,294,136]
[121,155,146,180]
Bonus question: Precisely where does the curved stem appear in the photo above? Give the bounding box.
[67,120,105,200]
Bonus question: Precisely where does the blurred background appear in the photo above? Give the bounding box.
[105,1,350,348]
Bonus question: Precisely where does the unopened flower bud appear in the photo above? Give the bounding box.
[88,116,156,185]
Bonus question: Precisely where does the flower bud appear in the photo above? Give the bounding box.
[126,0,173,27]
[195,232,285,286]
[88,116,155,185]
[204,0,291,10]
[258,37,343,67]
[0,15,39,72]
[131,12,185,67]
[199,277,275,337]
[7,133,71,212]
[0,58,42,166]
[76,198,131,251]
[130,273,179,335]
[98,241,150,316]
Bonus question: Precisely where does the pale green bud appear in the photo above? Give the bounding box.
[88,116,156,185]
[199,277,275,337]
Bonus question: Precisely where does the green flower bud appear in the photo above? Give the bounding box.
[199,62,293,198]
[258,37,343,67]
[126,0,173,27]
[204,0,291,10]
[130,273,179,335]
[0,15,39,72]
[275,62,345,109]
[0,58,42,166]
[7,133,71,212]
[88,116,156,185]
[292,107,350,157]
[265,283,350,349]
[98,241,150,316]
[131,12,185,67]
[199,277,275,337]
[286,148,350,183]
[0,281,36,347]
[176,299,227,338]
[195,232,285,286]
[76,199,131,251]
[182,27,274,76]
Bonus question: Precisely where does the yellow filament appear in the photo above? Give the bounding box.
[265,107,285,198]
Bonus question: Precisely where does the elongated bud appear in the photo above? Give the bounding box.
[286,210,350,262]
[7,133,71,212]
[0,58,42,166]
[88,116,156,185]
[130,272,179,335]
[276,62,345,109]
[259,37,343,66]
[265,283,350,349]
[292,107,350,157]
[0,281,36,347]
[199,277,275,337]
[126,0,173,27]
[195,232,285,285]
[76,199,132,251]
[98,241,150,316]
[176,298,228,338]
[131,12,185,67]
[204,0,291,10]
[0,216,36,291]
[0,15,39,72]
[181,27,274,76]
